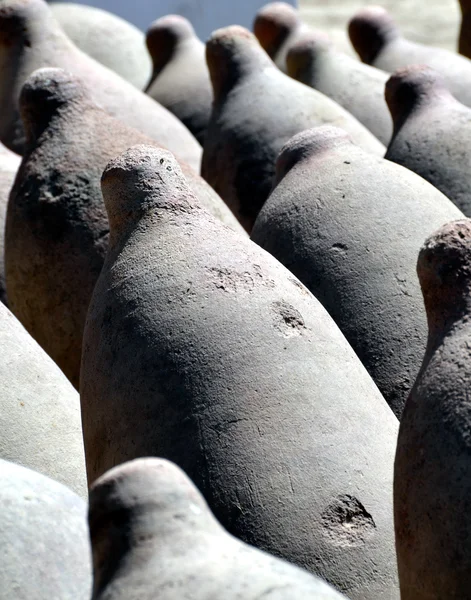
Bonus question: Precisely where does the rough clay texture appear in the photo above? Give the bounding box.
[5,68,241,390]
[202,25,385,232]
[0,302,87,498]
[253,2,310,72]
[251,126,463,418]
[349,5,471,108]
[145,15,212,146]
[0,458,91,599]
[81,144,399,600]
[287,33,392,145]
[459,0,471,58]
[0,143,20,305]
[0,0,202,170]
[394,219,471,600]
[385,65,471,217]
[50,2,152,90]
[89,458,349,600]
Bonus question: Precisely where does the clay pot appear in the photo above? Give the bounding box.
[349,5,471,108]
[81,144,399,600]
[395,219,471,600]
[89,457,349,600]
[0,0,202,170]
[0,301,87,497]
[253,2,309,71]
[287,32,392,145]
[0,458,91,599]
[0,144,20,305]
[385,65,471,216]
[251,126,463,418]
[145,15,212,145]
[202,25,384,232]
[50,2,152,89]
[5,67,242,390]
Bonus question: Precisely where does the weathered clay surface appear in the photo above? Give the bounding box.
[145,15,212,145]
[0,144,20,305]
[0,0,202,170]
[349,5,471,108]
[0,458,91,599]
[0,302,87,498]
[287,33,392,145]
[251,126,463,418]
[459,0,471,58]
[253,2,310,71]
[5,68,241,390]
[394,219,471,600]
[202,25,384,232]
[50,2,152,89]
[385,65,471,216]
[81,144,399,600]
[90,458,349,600]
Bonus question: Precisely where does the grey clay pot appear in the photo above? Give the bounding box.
[89,457,349,600]
[0,458,91,599]
[349,5,471,109]
[0,0,202,170]
[287,32,392,145]
[0,301,87,498]
[251,126,463,417]
[145,15,212,145]
[395,219,471,600]
[202,25,384,231]
[253,2,309,72]
[81,144,399,600]
[5,67,242,390]
[50,2,152,90]
[385,65,471,217]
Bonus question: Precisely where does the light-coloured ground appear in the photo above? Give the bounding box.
[299,0,460,56]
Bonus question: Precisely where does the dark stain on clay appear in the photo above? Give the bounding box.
[272,300,306,337]
[321,495,376,547]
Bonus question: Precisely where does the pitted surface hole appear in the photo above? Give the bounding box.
[272,301,306,337]
[208,264,275,293]
[321,495,376,547]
